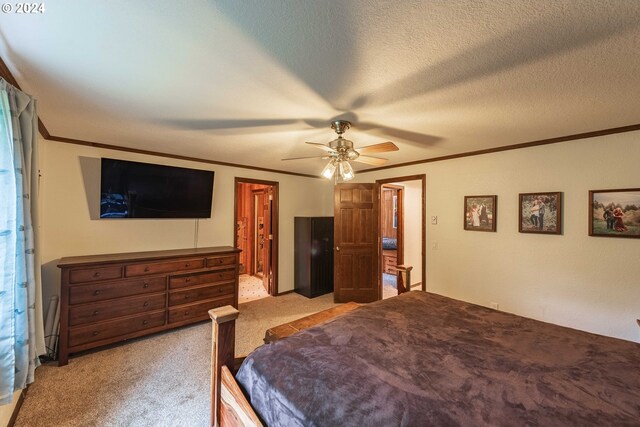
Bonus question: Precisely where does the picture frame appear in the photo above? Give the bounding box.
[464,195,497,232]
[519,192,562,234]
[589,188,640,238]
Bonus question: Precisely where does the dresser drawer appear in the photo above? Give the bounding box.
[206,255,236,268]
[168,296,234,324]
[169,269,236,289]
[69,276,166,305]
[68,311,165,348]
[125,258,205,277]
[168,283,234,306]
[69,293,166,326]
[69,265,122,284]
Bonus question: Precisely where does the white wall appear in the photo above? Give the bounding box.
[38,131,640,343]
[360,131,640,343]
[39,140,333,305]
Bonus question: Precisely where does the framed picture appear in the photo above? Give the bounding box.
[589,188,640,238]
[519,192,562,234]
[464,195,496,232]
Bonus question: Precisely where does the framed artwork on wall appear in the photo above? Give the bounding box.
[464,195,496,232]
[519,192,562,234]
[589,188,640,238]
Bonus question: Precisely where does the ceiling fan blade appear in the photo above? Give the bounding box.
[305,142,336,153]
[356,141,399,154]
[353,155,388,166]
[357,121,442,147]
[281,155,329,161]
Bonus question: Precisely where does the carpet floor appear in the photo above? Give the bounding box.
[238,274,269,304]
[15,292,338,427]
[382,273,398,299]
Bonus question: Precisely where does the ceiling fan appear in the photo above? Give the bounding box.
[282,120,398,181]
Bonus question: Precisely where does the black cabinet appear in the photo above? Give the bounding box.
[294,217,334,298]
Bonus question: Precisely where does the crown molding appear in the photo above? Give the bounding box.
[358,123,640,174]
[46,134,320,178]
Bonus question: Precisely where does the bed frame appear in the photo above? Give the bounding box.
[208,306,257,427]
[208,303,362,427]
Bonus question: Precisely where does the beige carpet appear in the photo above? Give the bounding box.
[238,274,269,304]
[15,292,338,427]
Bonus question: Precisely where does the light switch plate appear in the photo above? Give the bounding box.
[431,216,438,225]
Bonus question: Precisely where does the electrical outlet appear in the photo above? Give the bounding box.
[490,302,499,310]
[431,216,438,225]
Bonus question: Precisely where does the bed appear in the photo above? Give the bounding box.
[209,291,640,426]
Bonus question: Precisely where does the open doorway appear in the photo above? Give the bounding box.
[377,175,426,299]
[234,177,279,304]
[381,184,404,299]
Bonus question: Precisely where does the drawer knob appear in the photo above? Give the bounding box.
[143,320,148,325]
[93,272,100,277]
[185,311,189,316]
[144,267,150,272]
[184,295,190,299]
[93,310,99,316]
[143,301,149,307]
[185,263,190,267]
[93,290,101,296]
[143,282,149,288]
[185,278,191,282]
[92,331,99,336]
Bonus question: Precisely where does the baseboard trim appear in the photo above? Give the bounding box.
[410,282,425,291]
[277,290,295,296]
[8,388,27,427]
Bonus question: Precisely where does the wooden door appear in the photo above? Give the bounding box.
[262,187,273,293]
[334,183,379,303]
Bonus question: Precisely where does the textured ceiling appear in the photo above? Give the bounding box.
[1,0,639,175]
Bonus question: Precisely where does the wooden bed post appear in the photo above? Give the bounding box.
[396,265,413,293]
[209,306,240,427]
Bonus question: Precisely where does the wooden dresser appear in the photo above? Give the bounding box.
[382,250,398,274]
[57,246,240,366]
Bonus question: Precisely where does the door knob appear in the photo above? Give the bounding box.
[336,246,340,251]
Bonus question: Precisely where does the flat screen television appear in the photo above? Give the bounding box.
[100,158,214,219]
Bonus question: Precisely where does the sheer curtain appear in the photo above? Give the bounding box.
[0,79,45,405]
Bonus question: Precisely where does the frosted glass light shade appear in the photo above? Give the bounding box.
[339,161,354,181]
[321,161,336,179]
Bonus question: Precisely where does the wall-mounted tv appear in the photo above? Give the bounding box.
[100,158,214,219]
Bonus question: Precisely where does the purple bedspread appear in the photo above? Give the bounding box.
[236,292,640,426]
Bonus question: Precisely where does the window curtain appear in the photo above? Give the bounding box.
[0,79,45,405]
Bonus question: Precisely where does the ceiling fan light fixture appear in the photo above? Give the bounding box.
[339,160,354,181]
[321,160,337,180]
[346,150,359,160]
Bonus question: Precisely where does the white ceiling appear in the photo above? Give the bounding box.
[1,0,639,175]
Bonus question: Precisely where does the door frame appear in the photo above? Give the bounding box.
[380,184,404,267]
[375,174,426,292]
[234,177,279,296]
[251,188,266,278]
